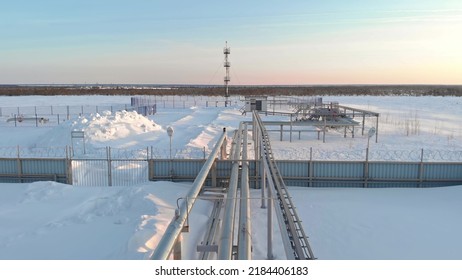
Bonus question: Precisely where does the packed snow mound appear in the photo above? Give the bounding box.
[36,110,161,147]
[74,110,161,142]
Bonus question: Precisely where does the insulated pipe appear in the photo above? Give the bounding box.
[217,123,243,260]
[262,156,275,260]
[149,130,227,260]
[238,124,251,260]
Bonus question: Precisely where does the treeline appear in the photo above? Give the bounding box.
[1,85,461,96]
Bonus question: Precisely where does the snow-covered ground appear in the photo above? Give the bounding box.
[0,95,461,260]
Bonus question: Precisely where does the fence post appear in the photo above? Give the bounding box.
[211,161,217,188]
[107,147,112,187]
[309,147,313,187]
[418,149,424,188]
[280,124,283,141]
[17,146,22,183]
[148,159,154,181]
[289,115,293,142]
[66,146,73,185]
[364,148,369,188]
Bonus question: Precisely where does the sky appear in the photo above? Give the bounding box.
[0,0,461,85]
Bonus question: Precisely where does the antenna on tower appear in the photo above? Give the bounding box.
[224,41,231,107]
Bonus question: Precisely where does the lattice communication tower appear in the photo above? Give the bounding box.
[224,41,231,105]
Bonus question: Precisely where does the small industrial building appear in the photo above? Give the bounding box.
[244,96,268,112]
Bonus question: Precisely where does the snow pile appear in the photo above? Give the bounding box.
[2,181,462,260]
[36,110,161,148]
[73,110,161,143]
[0,181,212,260]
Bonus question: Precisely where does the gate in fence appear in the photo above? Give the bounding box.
[71,158,149,186]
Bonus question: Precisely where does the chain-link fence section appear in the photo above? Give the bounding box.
[1,145,461,162]
[276,148,462,162]
[0,146,209,160]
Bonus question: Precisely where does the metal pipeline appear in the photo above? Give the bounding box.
[149,130,227,260]
[217,123,243,260]
[238,123,252,259]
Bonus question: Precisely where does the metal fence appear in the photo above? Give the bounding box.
[0,158,70,184]
[0,105,129,128]
[274,148,462,162]
[277,160,462,188]
[129,95,242,109]
[1,155,461,188]
[71,159,148,186]
[0,104,131,117]
[2,145,462,162]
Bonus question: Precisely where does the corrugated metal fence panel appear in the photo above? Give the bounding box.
[276,161,309,178]
[151,160,169,178]
[312,181,363,188]
[0,159,18,174]
[423,163,462,180]
[0,178,20,183]
[421,181,462,188]
[369,162,419,179]
[367,181,419,188]
[172,160,204,177]
[284,179,310,187]
[248,160,257,188]
[21,159,67,174]
[216,160,232,177]
[151,159,205,178]
[313,162,364,178]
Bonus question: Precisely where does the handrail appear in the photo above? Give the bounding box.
[149,130,227,260]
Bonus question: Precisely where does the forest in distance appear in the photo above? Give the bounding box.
[0,84,462,96]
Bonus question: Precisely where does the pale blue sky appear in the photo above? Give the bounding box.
[1,0,461,84]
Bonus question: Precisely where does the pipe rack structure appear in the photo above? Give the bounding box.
[237,124,252,260]
[217,123,244,260]
[149,130,227,260]
[253,111,315,260]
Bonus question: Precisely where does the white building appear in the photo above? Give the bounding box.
[244,96,268,112]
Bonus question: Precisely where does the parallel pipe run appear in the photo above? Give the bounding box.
[262,154,276,260]
[253,111,315,260]
[238,124,252,260]
[149,130,227,260]
[217,124,243,260]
